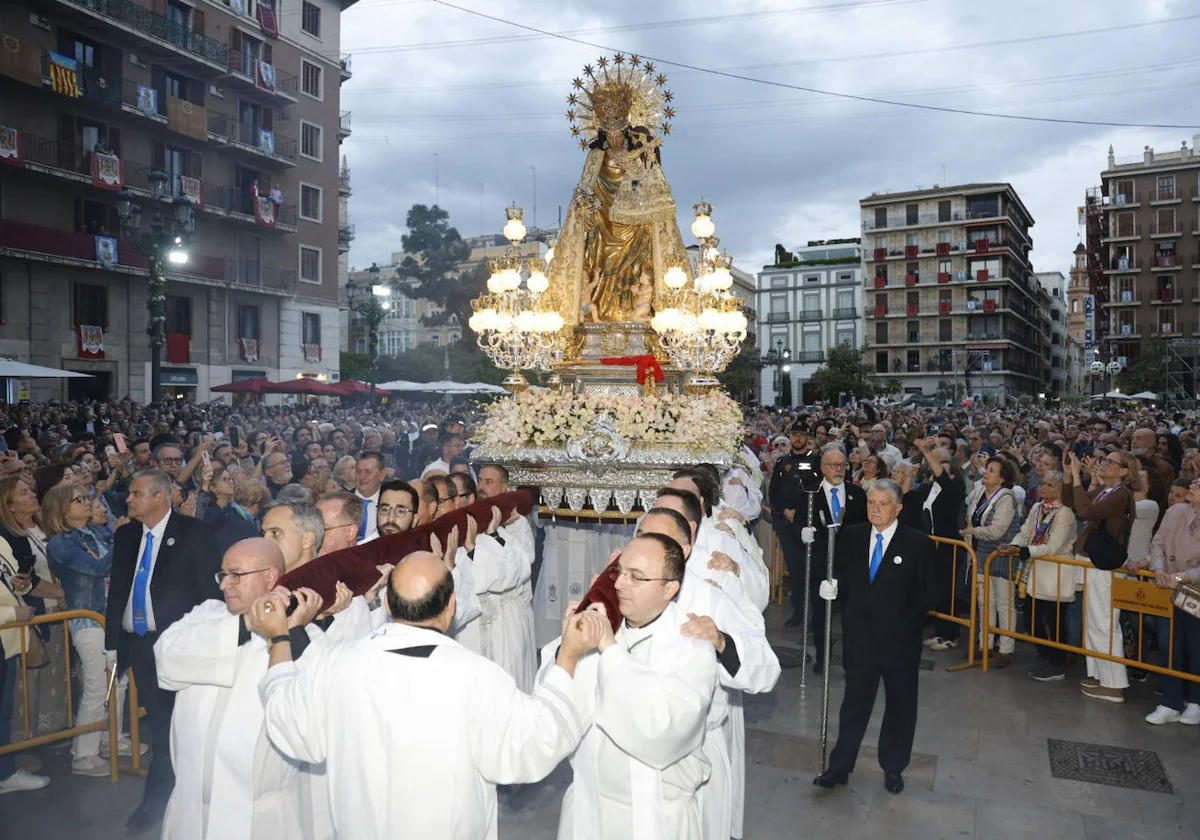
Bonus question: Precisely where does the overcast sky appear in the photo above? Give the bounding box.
[337,0,1199,283]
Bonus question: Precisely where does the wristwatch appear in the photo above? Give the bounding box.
[269,634,291,647]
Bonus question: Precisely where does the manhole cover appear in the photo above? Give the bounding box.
[1047,739,1173,794]
[771,645,807,669]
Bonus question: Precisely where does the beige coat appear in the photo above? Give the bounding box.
[1149,503,1200,584]
[0,538,31,659]
[1011,502,1079,602]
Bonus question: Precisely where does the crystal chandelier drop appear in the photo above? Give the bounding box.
[651,202,748,391]
[468,204,565,392]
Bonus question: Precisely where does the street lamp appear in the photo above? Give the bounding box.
[760,338,791,407]
[116,169,194,403]
[346,262,392,399]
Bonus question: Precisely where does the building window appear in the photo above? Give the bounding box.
[875,322,888,345]
[905,203,918,225]
[165,295,191,334]
[905,233,918,246]
[299,246,321,283]
[430,334,441,346]
[301,1,322,37]
[938,229,952,243]
[238,304,260,340]
[1157,174,1175,201]
[836,290,853,311]
[301,61,322,99]
[802,291,819,315]
[836,327,854,346]
[804,274,819,283]
[770,275,787,288]
[837,272,853,283]
[302,312,321,345]
[874,235,886,249]
[939,319,952,341]
[300,122,322,161]
[874,208,887,228]
[938,200,951,222]
[73,283,107,327]
[875,351,888,373]
[300,184,322,221]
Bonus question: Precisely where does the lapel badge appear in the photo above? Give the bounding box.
[166,537,176,547]
[893,555,902,564]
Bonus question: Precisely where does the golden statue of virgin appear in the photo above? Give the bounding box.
[550,55,693,325]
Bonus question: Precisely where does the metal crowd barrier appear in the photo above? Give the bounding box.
[0,610,146,781]
[978,551,1200,683]
[757,508,788,604]
[928,536,981,672]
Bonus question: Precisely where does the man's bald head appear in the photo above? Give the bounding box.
[639,509,693,558]
[386,551,456,631]
[219,538,286,615]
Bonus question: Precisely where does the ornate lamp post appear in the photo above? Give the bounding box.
[346,262,392,399]
[116,170,194,403]
[760,338,791,406]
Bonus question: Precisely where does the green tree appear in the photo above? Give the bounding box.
[717,341,759,403]
[1117,337,1167,395]
[396,204,481,329]
[807,344,884,402]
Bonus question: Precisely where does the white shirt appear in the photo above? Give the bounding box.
[123,510,171,633]
[868,519,900,571]
[355,488,380,540]
[821,479,847,526]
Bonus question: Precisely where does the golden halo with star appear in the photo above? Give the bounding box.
[566,53,674,150]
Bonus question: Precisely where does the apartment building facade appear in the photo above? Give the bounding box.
[1035,271,1071,396]
[1094,142,1200,369]
[756,239,862,406]
[860,184,1047,403]
[0,0,354,402]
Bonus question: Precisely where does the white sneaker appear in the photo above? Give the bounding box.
[923,636,943,649]
[70,755,110,778]
[101,736,147,758]
[0,769,50,794]
[1179,703,1200,725]
[1145,705,1182,725]
[929,638,958,651]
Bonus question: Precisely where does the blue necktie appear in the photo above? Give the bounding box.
[869,533,883,583]
[132,532,153,636]
[830,487,842,524]
[358,499,371,542]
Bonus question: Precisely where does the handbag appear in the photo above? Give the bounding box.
[22,626,49,670]
[1174,581,1200,620]
[1083,489,1134,571]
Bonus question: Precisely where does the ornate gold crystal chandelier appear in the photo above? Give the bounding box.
[468,204,565,393]
[650,202,749,391]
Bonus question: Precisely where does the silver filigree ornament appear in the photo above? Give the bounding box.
[565,413,631,463]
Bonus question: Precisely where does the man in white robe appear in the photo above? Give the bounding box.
[153,538,330,839]
[720,462,763,523]
[474,465,537,691]
[666,474,770,614]
[256,550,604,840]
[638,511,780,840]
[537,534,718,840]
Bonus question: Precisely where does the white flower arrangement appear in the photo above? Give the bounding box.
[477,390,742,453]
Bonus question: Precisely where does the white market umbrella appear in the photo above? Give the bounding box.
[0,358,92,378]
[1102,391,1137,400]
[1129,391,1159,401]
[378,379,507,395]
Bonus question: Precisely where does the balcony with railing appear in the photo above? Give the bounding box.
[338,110,352,139]
[338,224,355,251]
[338,166,352,195]
[1102,223,1141,243]
[51,0,229,70]
[831,307,858,319]
[1151,221,1181,237]
[204,184,298,229]
[795,351,825,363]
[1104,257,1141,273]
[797,310,822,322]
[764,311,791,323]
[226,49,298,101]
[339,53,353,81]
[227,259,297,292]
[206,112,297,164]
[862,210,964,231]
[1151,186,1181,203]
[0,217,225,281]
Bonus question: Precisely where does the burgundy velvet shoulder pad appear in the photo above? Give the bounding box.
[278,489,535,609]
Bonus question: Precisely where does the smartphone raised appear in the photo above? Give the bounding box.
[113,433,128,453]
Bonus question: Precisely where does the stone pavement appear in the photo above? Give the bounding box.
[2,604,1198,839]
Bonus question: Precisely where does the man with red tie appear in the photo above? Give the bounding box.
[813,478,934,796]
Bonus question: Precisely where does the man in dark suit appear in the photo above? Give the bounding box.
[814,478,935,795]
[798,443,867,674]
[768,430,819,630]
[899,437,968,651]
[105,469,222,830]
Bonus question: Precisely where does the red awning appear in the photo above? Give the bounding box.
[261,378,341,396]
[326,379,389,397]
[211,377,272,394]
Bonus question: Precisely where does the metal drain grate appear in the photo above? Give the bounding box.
[771,645,807,669]
[1047,739,1174,794]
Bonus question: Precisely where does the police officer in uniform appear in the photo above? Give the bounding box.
[769,428,821,630]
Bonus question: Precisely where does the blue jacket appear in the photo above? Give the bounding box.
[46,525,114,631]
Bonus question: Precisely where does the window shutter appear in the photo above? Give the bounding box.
[262,43,273,65]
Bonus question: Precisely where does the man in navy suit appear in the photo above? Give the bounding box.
[813,478,935,795]
[105,469,221,830]
[798,443,867,674]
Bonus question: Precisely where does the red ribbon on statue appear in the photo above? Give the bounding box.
[599,354,664,384]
